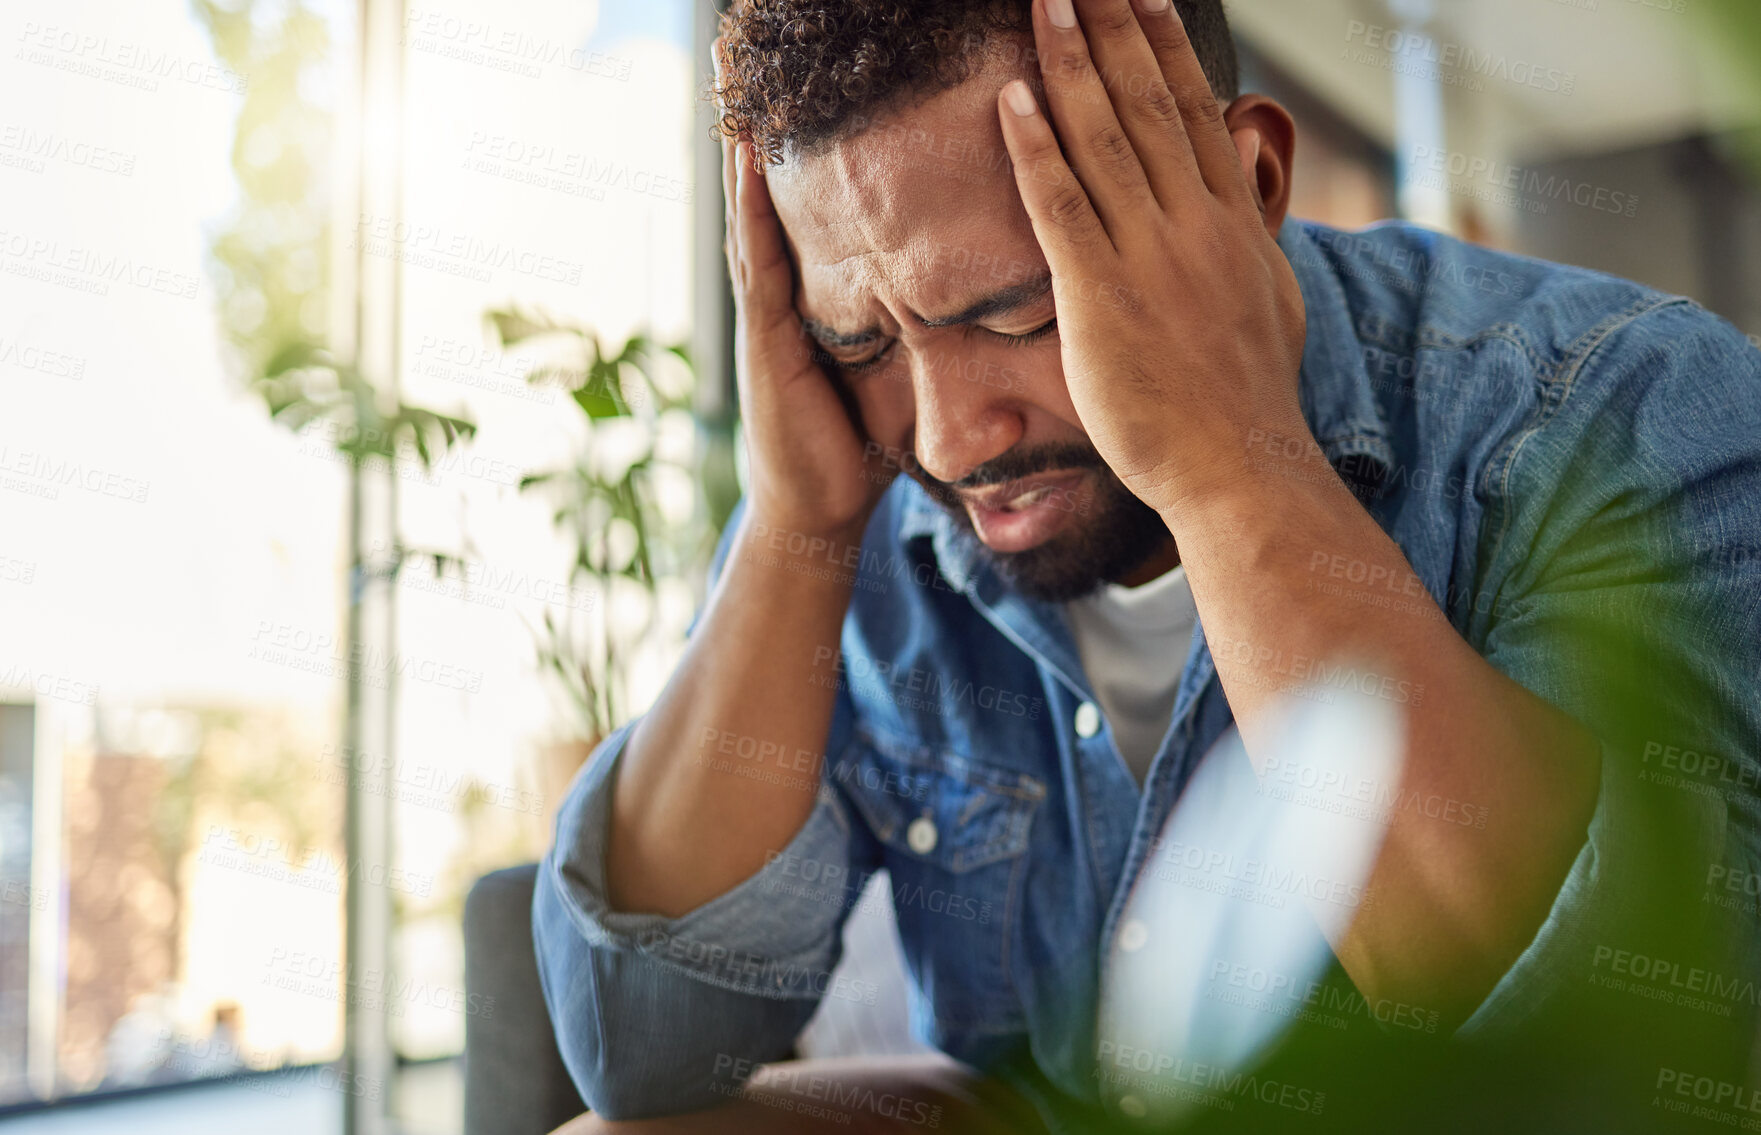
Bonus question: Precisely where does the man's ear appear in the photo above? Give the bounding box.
[1222,95,1297,238]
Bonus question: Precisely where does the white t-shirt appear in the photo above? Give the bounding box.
[1064,565,1200,786]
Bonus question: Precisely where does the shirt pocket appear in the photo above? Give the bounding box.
[832,726,1046,1036]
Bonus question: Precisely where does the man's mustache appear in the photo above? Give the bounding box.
[905,442,1107,506]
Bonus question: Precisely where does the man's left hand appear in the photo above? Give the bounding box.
[996,0,1309,516]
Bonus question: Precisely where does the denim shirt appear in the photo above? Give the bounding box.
[534,220,1761,1125]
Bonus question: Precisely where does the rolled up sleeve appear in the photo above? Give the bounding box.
[533,708,874,1119]
[1456,734,1737,1036]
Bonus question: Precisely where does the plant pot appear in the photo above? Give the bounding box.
[533,736,599,845]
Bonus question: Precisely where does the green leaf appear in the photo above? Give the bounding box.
[486,308,555,347]
[572,377,624,420]
[526,363,584,390]
[262,339,331,379]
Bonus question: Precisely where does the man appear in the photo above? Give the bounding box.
[536,1,1761,1131]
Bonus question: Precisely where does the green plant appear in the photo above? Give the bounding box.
[192,0,334,378]
[488,310,711,742]
[252,341,477,478]
[194,0,478,573]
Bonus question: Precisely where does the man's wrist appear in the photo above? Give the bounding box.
[733,510,872,590]
[1155,420,1348,544]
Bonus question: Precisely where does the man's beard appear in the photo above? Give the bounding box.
[908,441,1172,603]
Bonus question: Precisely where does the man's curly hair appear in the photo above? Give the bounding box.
[714,0,1239,166]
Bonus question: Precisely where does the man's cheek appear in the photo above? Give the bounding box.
[854,386,914,469]
[999,352,1081,418]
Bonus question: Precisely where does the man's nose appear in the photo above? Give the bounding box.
[909,349,1020,485]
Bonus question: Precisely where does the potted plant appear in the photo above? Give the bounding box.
[486,310,714,816]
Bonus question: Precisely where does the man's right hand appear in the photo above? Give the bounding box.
[717,45,895,540]
[601,60,887,918]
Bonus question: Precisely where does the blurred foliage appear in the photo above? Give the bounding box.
[191,0,335,376]
[193,0,476,478]
[253,339,478,476]
[135,708,339,1002]
[188,0,483,1056]
[1697,0,1761,179]
[488,310,713,742]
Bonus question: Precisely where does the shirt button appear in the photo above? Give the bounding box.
[906,816,939,855]
[1119,1095,1147,1118]
[1074,701,1101,739]
[1118,919,1149,953]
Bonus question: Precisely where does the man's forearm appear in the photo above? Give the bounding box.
[606,511,868,918]
[1165,445,1602,1024]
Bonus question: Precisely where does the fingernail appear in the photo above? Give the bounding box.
[1004,80,1038,117]
[1046,0,1077,29]
[1139,0,1170,11]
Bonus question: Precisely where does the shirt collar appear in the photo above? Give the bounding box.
[1281,219,1396,483]
[898,218,1393,594]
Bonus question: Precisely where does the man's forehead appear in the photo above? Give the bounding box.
[766,61,1045,327]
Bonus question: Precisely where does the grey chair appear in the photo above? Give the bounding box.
[462,864,923,1135]
[463,865,586,1135]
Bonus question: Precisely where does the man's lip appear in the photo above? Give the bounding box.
[958,470,1087,513]
[959,469,1087,554]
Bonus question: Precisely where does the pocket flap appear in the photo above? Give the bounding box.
[832,726,1045,874]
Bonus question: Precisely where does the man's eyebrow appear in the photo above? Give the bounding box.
[919,273,1054,329]
[799,274,1056,349]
